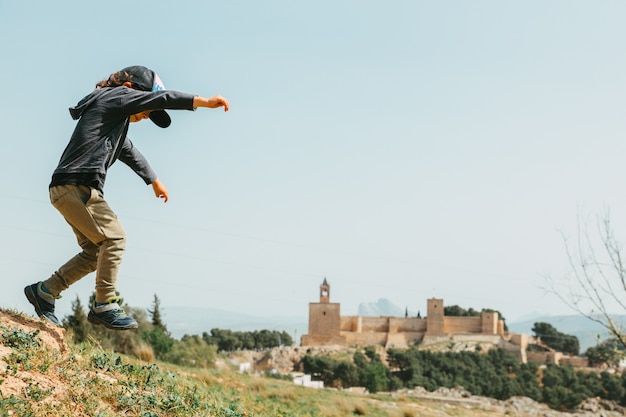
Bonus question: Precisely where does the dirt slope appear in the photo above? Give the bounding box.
[0,310,67,398]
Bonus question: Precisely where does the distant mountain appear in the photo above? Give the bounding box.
[358,298,417,317]
[161,305,307,342]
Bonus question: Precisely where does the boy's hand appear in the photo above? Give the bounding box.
[151,179,169,203]
[194,95,230,112]
[208,95,229,111]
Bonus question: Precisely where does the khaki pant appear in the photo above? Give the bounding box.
[43,185,126,303]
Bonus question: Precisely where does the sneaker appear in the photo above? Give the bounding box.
[88,297,138,330]
[24,282,61,326]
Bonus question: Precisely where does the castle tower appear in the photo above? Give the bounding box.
[425,298,444,335]
[481,311,499,335]
[301,279,346,346]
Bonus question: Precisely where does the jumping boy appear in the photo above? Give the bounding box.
[25,65,229,330]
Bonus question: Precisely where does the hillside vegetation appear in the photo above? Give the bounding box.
[0,309,625,417]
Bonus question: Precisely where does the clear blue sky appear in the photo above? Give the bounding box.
[2,1,626,324]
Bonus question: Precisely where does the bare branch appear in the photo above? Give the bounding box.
[545,210,626,350]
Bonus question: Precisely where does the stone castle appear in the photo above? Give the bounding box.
[301,278,504,348]
[301,279,587,366]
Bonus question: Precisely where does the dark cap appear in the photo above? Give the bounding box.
[119,65,171,128]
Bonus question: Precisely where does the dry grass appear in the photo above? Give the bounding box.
[132,341,155,362]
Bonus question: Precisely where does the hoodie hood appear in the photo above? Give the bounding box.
[69,88,109,121]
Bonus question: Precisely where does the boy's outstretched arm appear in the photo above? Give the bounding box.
[194,95,230,111]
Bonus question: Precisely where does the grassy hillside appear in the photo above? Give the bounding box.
[0,309,621,417]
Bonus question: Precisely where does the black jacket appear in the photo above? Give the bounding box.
[51,86,195,192]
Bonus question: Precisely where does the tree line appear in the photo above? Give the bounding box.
[202,328,292,352]
[63,294,292,368]
[302,346,626,411]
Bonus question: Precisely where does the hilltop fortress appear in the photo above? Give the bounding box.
[301,279,586,366]
[301,279,505,348]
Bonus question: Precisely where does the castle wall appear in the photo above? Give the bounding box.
[341,316,389,332]
[362,317,392,332]
[508,333,529,350]
[341,316,428,333]
[527,351,563,365]
[301,334,347,347]
[443,316,482,334]
[343,331,426,348]
[422,334,503,346]
[344,332,388,346]
[390,317,427,333]
[499,337,527,363]
[337,316,428,348]
[560,356,588,367]
[340,316,358,332]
